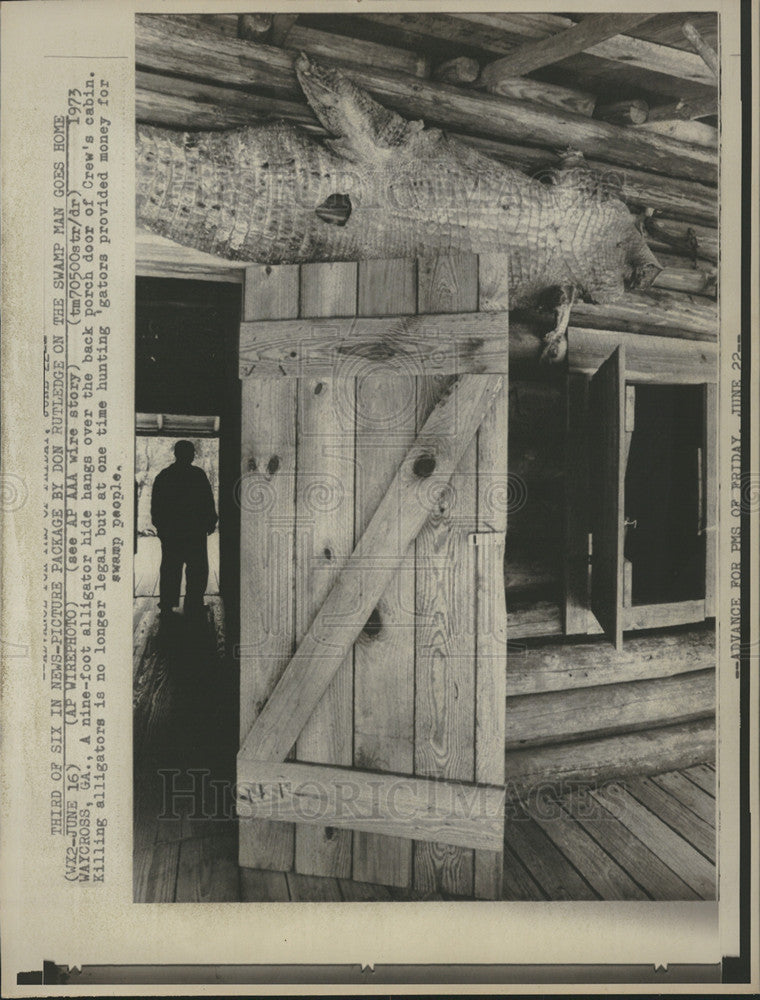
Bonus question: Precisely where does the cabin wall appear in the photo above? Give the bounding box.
[134,12,719,792]
[504,624,715,798]
[504,370,715,794]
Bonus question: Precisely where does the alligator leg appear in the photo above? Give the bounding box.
[540,284,576,365]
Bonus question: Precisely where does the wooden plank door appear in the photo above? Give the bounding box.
[352,258,417,889]
[237,254,509,898]
[589,346,626,650]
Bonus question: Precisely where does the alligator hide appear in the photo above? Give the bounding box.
[136,54,661,310]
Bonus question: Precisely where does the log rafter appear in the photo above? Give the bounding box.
[135,14,717,185]
[479,13,658,87]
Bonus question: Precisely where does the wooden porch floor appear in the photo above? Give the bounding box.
[133,598,716,903]
[134,533,220,597]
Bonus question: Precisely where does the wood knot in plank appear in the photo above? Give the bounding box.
[413,453,437,479]
[361,606,383,640]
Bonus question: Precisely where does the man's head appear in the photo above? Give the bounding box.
[174,440,195,465]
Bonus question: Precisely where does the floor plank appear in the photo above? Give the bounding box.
[133,597,717,903]
[134,596,239,902]
[528,796,649,900]
[135,533,220,598]
[652,770,717,824]
[386,885,445,901]
[240,869,290,902]
[338,879,393,901]
[175,835,240,902]
[625,776,716,862]
[504,804,598,900]
[591,783,715,899]
[681,763,716,796]
[562,788,700,900]
[133,841,180,903]
[286,873,343,902]
[502,842,548,901]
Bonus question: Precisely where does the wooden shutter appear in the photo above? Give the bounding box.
[589,345,626,649]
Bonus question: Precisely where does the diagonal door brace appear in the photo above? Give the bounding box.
[238,372,504,764]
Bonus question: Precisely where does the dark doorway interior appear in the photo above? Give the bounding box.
[136,277,242,638]
[625,384,706,606]
[134,278,242,900]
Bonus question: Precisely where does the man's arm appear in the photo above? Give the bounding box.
[151,472,165,535]
[201,470,217,534]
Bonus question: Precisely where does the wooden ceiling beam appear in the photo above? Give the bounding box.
[647,95,718,122]
[433,56,479,86]
[284,23,429,79]
[480,13,657,87]
[353,11,523,57]
[135,15,717,185]
[448,12,573,39]
[586,32,716,87]
[440,12,718,89]
[682,21,720,79]
[269,13,299,47]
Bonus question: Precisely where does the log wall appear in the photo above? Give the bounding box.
[505,625,716,797]
[504,371,716,788]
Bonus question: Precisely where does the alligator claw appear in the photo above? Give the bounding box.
[539,284,576,365]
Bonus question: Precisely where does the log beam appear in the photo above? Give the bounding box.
[653,262,717,299]
[647,95,718,122]
[136,229,245,283]
[452,12,717,86]
[236,759,505,852]
[505,718,715,800]
[586,31,717,87]
[134,14,717,184]
[683,20,720,79]
[433,56,480,85]
[568,327,717,383]
[238,312,509,379]
[593,99,648,126]
[571,289,717,341]
[644,216,718,262]
[269,13,298,47]
[637,119,717,148]
[479,13,656,86]
[506,669,715,749]
[285,23,429,79]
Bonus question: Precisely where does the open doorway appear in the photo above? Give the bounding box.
[134,427,220,601]
[133,277,242,900]
[134,276,242,630]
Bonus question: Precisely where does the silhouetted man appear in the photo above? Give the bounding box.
[151,440,217,619]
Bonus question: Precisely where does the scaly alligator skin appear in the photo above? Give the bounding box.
[136,54,661,309]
